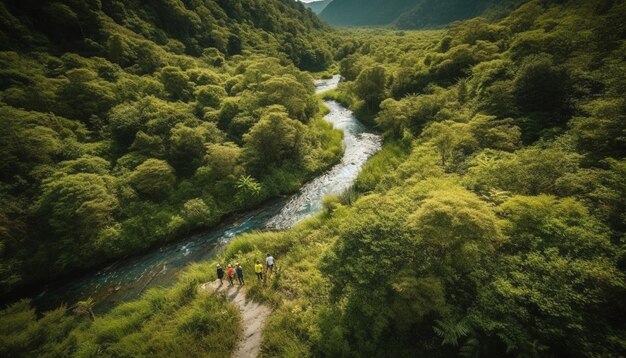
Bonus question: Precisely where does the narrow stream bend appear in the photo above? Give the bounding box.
[31,75,382,313]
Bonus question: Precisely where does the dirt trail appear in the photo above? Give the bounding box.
[201,281,271,358]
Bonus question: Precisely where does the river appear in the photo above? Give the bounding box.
[31,75,382,313]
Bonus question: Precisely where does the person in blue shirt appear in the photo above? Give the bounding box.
[236,263,244,285]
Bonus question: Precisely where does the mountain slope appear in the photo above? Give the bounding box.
[395,0,510,28]
[320,0,416,26]
[303,0,334,14]
[0,0,332,70]
[320,0,508,28]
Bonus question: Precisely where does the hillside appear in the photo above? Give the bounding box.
[0,0,339,297]
[0,0,332,70]
[395,0,509,28]
[302,0,334,14]
[320,0,509,28]
[320,0,416,26]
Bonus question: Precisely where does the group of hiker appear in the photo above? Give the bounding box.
[216,254,275,286]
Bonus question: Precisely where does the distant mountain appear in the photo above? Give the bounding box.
[303,0,334,14]
[320,0,416,26]
[395,0,509,29]
[319,0,508,28]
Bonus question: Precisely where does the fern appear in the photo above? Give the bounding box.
[459,337,480,358]
[433,318,471,347]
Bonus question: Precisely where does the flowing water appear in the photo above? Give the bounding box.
[30,75,382,313]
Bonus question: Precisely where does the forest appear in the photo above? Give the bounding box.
[0,0,340,296]
[1,0,625,357]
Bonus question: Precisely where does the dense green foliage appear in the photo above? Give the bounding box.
[247,1,624,356]
[300,0,623,356]
[0,0,342,296]
[1,0,626,357]
[0,0,334,70]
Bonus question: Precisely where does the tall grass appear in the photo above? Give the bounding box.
[0,263,241,357]
[355,140,410,192]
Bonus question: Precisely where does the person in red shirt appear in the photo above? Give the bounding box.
[226,264,235,286]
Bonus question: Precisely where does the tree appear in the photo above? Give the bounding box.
[168,124,210,177]
[204,142,243,178]
[135,41,163,74]
[430,44,480,85]
[160,66,192,101]
[195,84,226,109]
[0,300,77,357]
[569,98,626,159]
[478,80,519,118]
[468,115,521,152]
[58,155,111,175]
[129,159,176,201]
[107,33,130,66]
[376,98,410,137]
[109,100,146,148]
[57,68,116,122]
[181,198,214,228]
[242,109,307,171]
[555,159,626,233]
[109,96,197,149]
[407,187,504,273]
[354,66,386,111]
[202,47,225,67]
[35,173,119,268]
[377,91,449,136]
[421,120,475,167]
[472,248,623,356]
[257,75,317,121]
[465,147,580,196]
[497,195,614,258]
[340,53,375,81]
[321,194,414,355]
[513,54,569,116]
[0,107,65,180]
[130,131,165,157]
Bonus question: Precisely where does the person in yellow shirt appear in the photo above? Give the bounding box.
[254,260,263,281]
